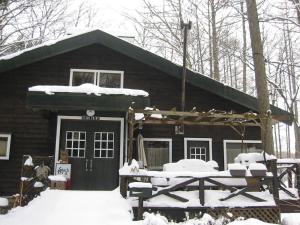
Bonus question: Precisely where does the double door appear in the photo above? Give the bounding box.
[60,119,120,190]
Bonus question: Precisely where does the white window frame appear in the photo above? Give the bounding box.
[223,139,262,169]
[0,134,11,160]
[184,138,212,161]
[65,131,86,158]
[189,146,207,161]
[143,138,172,167]
[94,132,115,159]
[69,69,124,88]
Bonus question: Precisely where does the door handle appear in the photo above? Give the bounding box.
[85,159,88,172]
[90,158,93,172]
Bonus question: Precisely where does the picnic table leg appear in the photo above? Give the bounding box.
[120,176,128,198]
[137,197,144,220]
[199,178,205,205]
[270,160,279,200]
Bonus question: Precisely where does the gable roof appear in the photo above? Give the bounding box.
[0,29,292,123]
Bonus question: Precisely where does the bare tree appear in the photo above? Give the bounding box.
[246,0,274,154]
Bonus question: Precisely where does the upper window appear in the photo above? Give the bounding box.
[143,138,172,171]
[70,69,124,88]
[0,134,11,160]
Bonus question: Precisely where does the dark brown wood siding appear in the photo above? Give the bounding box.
[0,44,260,194]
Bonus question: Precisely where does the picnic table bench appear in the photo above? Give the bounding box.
[120,170,276,220]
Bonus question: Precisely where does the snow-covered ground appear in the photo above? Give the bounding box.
[0,189,140,225]
[0,189,298,225]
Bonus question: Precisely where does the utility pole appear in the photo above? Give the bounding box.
[181,20,192,112]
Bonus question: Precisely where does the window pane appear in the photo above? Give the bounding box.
[144,140,170,171]
[72,71,95,86]
[226,142,262,165]
[99,73,121,88]
[0,137,8,157]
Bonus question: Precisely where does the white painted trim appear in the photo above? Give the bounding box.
[0,134,11,160]
[55,116,124,170]
[223,139,262,169]
[184,138,212,161]
[143,138,172,163]
[70,69,124,88]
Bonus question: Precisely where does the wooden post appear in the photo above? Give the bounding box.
[269,159,279,201]
[137,197,144,220]
[128,109,134,162]
[296,163,300,197]
[199,178,205,205]
[120,176,128,198]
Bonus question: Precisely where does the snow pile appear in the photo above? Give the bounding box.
[29,84,149,97]
[24,156,34,166]
[135,107,163,120]
[234,152,276,166]
[143,212,277,225]
[228,218,277,225]
[163,159,218,172]
[0,198,8,207]
[282,213,300,225]
[33,182,44,188]
[143,212,168,225]
[48,175,67,182]
[119,159,141,175]
[0,189,136,225]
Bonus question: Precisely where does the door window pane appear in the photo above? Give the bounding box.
[94,132,114,158]
[189,147,206,161]
[65,131,86,158]
[72,71,96,86]
[0,135,11,160]
[144,139,171,171]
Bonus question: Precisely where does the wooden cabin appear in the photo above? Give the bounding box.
[0,30,292,195]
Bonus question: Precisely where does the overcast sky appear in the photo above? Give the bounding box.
[71,0,143,36]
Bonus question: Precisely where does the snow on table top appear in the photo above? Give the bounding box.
[29,84,149,97]
[129,190,276,208]
[128,182,152,189]
[228,163,247,171]
[249,163,267,171]
[0,189,139,225]
[277,158,300,164]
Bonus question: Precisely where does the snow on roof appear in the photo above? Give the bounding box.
[0,29,99,61]
[29,84,149,97]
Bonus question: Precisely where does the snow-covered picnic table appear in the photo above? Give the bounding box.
[119,169,274,203]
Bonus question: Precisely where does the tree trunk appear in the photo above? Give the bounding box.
[211,0,220,81]
[246,0,274,155]
[241,0,247,93]
[208,0,213,78]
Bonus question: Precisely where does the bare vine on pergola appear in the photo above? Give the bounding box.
[126,107,272,161]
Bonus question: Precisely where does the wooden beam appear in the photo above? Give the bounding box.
[141,119,260,127]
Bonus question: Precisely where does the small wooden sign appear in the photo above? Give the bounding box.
[55,163,71,179]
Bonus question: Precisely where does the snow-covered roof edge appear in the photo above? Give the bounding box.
[28,84,149,97]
